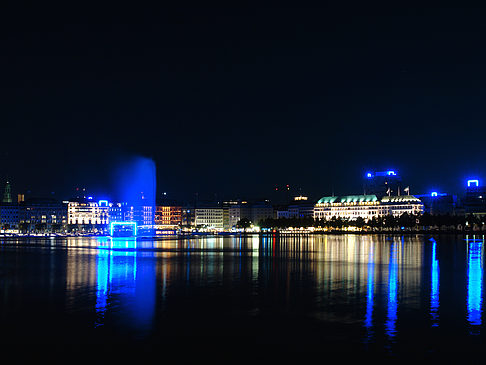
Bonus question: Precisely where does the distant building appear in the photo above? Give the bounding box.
[133,205,154,228]
[67,198,109,226]
[462,179,486,216]
[195,207,224,230]
[250,201,274,225]
[19,198,68,232]
[2,181,12,203]
[277,196,315,219]
[155,205,182,226]
[182,207,196,227]
[108,202,123,222]
[222,200,239,230]
[416,193,458,215]
[314,194,423,221]
[0,202,19,229]
[364,170,403,198]
[228,202,251,228]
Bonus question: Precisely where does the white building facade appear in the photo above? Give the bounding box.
[195,207,224,230]
[68,200,109,225]
[314,194,423,221]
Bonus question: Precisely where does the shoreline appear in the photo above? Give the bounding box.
[0,229,484,240]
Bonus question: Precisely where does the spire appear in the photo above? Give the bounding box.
[3,181,12,203]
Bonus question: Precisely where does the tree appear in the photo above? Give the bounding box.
[236,218,252,229]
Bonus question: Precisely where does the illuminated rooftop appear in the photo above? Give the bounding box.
[381,195,422,203]
[317,195,378,204]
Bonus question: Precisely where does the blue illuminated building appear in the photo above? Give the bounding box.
[462,179,486,215]
[0,202,19,230]
[416,192,458,215]
[364,170,402,198]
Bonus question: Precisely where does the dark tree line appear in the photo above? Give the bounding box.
[258,213,486,231]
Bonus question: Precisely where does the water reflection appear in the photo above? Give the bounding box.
[430,238,439,327]
[364,244,374,341]
[6,233,486,350]
[386,238,399,339]
[95,237,156,336]
[467,236,483,330]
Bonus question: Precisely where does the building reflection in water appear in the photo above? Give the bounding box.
[430,238,439,327]
[466,235,483,330]
[65,234,430,342]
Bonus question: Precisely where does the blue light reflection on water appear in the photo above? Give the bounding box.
[95,237,156,335]
[467,236,483,329]
[364,244,374,342]
[430,238,439,327]
[386,239,398,339]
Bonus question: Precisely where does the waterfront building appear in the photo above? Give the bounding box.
[277,196,315,219]
[228,202,251,229]
[155,205,182,226]
[416,193,458,215]
[194,207,224,230]
[0,202,19,229]
[462,179,486,216]
[19,198,68,232]
[364,170,403,198]
[133,205,154,227]
[182,206,196,227]
[251,201,275,225]
[222,200,239,230]
[108,202,123,222]
[314,194,423,221]
[67,198,109,226]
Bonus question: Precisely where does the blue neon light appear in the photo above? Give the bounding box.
[387,170,396,176]
[468,179,480,187]
[430,238,439,327]
[99,200,109,207]
[366,172,373,178]
[386,240,398,338]
[110,221,138,236]
[467,238,483,327]
[431,192,438,197]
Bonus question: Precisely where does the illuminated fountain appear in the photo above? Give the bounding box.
[111,155,156,237]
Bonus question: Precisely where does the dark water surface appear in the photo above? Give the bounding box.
[0,234,485,360]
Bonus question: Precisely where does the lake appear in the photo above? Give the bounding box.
[0,234,484,361]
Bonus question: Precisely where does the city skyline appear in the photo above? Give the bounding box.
[0,167,481,204]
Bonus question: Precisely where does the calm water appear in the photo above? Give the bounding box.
[0,234,485,359]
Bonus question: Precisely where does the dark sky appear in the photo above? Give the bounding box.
[1,3,485,202]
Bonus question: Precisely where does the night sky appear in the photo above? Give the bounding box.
[1,3,485,202]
